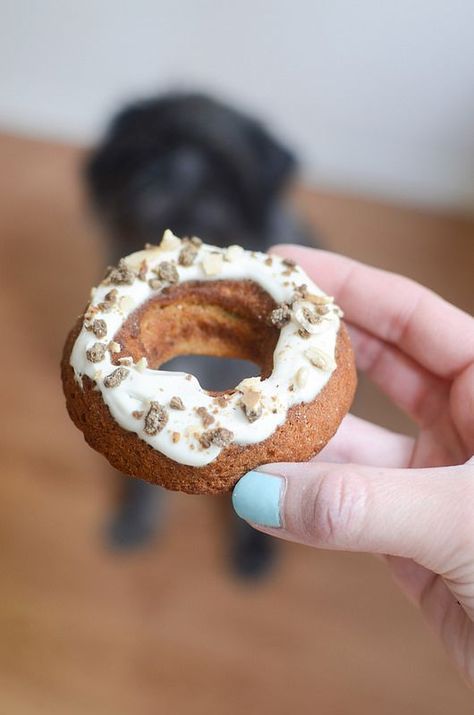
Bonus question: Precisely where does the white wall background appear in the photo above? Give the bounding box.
[1,0,474,212]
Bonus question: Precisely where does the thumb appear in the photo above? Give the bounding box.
[232,462,473,571]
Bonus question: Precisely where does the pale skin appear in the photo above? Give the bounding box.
[245,245,474,683]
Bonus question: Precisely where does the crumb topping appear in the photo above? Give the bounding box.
[132,410,144,419]
[179,240,199,266]
[269,304,291,328]
[154,260,179,284]
[97,288,119,312]
[86,342,106,363]
[104,367,129,388]
[172,431,181,443]
[199,427,234,449]
[195,406,215,428]
[138,260,148,281]
[87,318,107,339]
[144,401,168,435]
[106,259,136,285]
[170,396,185,410]
[282,258,297,276]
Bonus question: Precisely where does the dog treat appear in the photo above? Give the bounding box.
[62,231,356,494]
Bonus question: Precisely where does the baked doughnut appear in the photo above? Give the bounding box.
[62,231,356,494]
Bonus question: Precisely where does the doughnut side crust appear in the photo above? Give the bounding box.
[61,320,356,495]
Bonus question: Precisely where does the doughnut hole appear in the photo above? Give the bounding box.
[113,280,280,393]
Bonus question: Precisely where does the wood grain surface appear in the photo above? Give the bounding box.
[0,133,472,714]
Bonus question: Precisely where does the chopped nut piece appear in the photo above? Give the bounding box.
[119,295,135,313]
[295,366,310,388]
[144,401,168,435]
[104,289,118,303]
[316,305,331,316]
[171,431,181,443]
[118,356,133,366]
[154,260,179,283]
[84,305,99,322]
[170,396,185,410]
[298,328,311,339]
[189,236,202,247]
[213,395,228,408]
[86,342,106,363]
[106,259,136,285]
[87,318,107,339]
[224,244,244,262]
[305,294,334,306]
[264,256,273,266]
[160,229,181,251]
[195,406,215,428]
[107,341,121,353]
[305,347,336,371]
[289,285,308,305]
[104,367,129,388]
[132,410,144,419]
[97,288,119,312]
[148,278,164,291]
[199,428,234,449]
[302,306,320,325]
[135,357,148,372]
[138,259,148,281]
[292,300,325,334]
[240,386,262,422]
[179,241,198,266]
[281,258,297,275]
[269,303,291,328]
[202,252,223,276]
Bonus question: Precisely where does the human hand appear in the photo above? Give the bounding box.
[232,246,474,682]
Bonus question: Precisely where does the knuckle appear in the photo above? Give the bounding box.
[301,467,369,547]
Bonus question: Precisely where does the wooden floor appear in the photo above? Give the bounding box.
[0,133,473,714]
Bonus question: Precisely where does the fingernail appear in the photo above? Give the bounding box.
[232,471,284,527]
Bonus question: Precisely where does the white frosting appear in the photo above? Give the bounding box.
[70,231,342,467]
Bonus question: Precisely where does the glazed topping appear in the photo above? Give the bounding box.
[69,230,342,468]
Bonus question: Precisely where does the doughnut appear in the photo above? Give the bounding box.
[61,230,356,495]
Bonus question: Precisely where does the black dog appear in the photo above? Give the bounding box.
[85,92,313,579]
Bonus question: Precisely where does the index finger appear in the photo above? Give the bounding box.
[272,245,474,379]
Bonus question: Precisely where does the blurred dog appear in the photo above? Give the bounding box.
[85,92,314,579]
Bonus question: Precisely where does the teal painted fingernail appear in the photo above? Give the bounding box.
[232,471,283,527]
